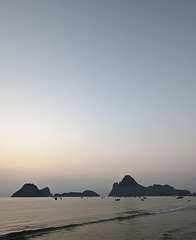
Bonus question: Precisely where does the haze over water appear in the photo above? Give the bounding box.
[0,0,196,196]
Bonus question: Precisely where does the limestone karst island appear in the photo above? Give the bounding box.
[11,175,191,197]
[109,175,190,197]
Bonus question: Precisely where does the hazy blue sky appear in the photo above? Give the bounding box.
[0,0,196,196]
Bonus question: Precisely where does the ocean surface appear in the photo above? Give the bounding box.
[0,196,195,240]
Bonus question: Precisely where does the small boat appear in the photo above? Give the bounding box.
[176,196,183,199]
[115,198,120,201]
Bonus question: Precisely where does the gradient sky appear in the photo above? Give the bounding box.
[0,0,196,196]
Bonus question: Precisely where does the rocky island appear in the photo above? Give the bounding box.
[11,183,53,197]
[109,175,190,197]
[54,190,100,197]
[11,183,100,198]
[11,176,191,198]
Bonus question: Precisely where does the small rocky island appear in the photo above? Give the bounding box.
[54,190,100,197]
[11,183,53,197]
[109,175,190,197]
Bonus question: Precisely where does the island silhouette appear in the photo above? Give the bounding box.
[11,183,53,197]
[11,183,100,197]
[109,175,190,196]
[11,175,190,197]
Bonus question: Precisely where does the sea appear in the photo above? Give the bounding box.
[0,196,196,240]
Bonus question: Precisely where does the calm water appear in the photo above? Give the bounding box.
[0,196,196,240]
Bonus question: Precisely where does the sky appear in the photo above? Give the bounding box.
[0,0,196,196]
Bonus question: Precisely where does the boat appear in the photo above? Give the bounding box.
[115,198,120,201]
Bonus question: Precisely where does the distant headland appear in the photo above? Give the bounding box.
[11,175,191,197]
[109,175,190,197]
